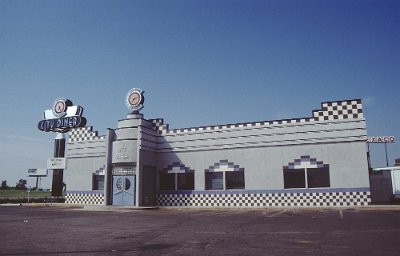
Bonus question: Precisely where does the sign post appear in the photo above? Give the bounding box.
[51,133,66,197]
[38,98,86,197]
[27,187,31,204]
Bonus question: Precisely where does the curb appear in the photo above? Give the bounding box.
[2,203,400,211]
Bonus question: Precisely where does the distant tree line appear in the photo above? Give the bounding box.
[0,179,27,190]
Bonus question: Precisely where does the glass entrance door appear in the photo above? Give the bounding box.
[112,175,135,206]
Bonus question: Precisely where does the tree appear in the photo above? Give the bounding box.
[15,179,27,190]
[0,180,8,189]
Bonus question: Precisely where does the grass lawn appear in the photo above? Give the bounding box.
[0,189,52,199]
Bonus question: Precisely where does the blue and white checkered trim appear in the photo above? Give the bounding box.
[157,188,371,208]
[65,191,105,205]
[68,127,106,143]
[313,99,363,121]
[150,99,364,135]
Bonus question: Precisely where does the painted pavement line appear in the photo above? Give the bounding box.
[268,210,287,217]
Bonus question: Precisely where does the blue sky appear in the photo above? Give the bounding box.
[0,0,399,188]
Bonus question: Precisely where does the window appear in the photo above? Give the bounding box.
[307,166,330,188]
[159,172,175,190]
[226,171,245,189]
[205,160,245,190]
[160,172,194,190]
[177,172,194,190]
[205,172,223,190]
[159,162,194,191]
[283,168,305,189]
[283,156,330,189]
[92,175,104,190]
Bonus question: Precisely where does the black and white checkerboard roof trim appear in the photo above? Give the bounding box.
[150,99,364,135]
[68,126,106,143]
[156,190,370,207]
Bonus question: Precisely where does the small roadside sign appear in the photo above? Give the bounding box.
[47,158,66,169]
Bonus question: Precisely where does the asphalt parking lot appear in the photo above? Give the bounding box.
[1,205,400,256]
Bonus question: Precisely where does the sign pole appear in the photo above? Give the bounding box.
[35,177,39,189]
[367,142,372,174]
[38,98,86,199]
[27,187,31,204]
[367,136,395,168]
[51,133,66,197]
[385,142,389,167]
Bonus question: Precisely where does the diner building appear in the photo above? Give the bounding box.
[64,91,371,207]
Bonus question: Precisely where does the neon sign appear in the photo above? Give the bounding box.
[38,98,86,133]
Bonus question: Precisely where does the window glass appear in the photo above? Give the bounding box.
[177,172,194,190]
[160,172,175,190]
[93,175,104,190]
[115,177,122,191]
[205,172,223,190]
[226,171,245,189]
[307,166,330,188]
[284,168,306,189]
[125,178,131,190]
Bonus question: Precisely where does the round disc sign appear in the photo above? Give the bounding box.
[52,98,72,118]
[126,88,144,112]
